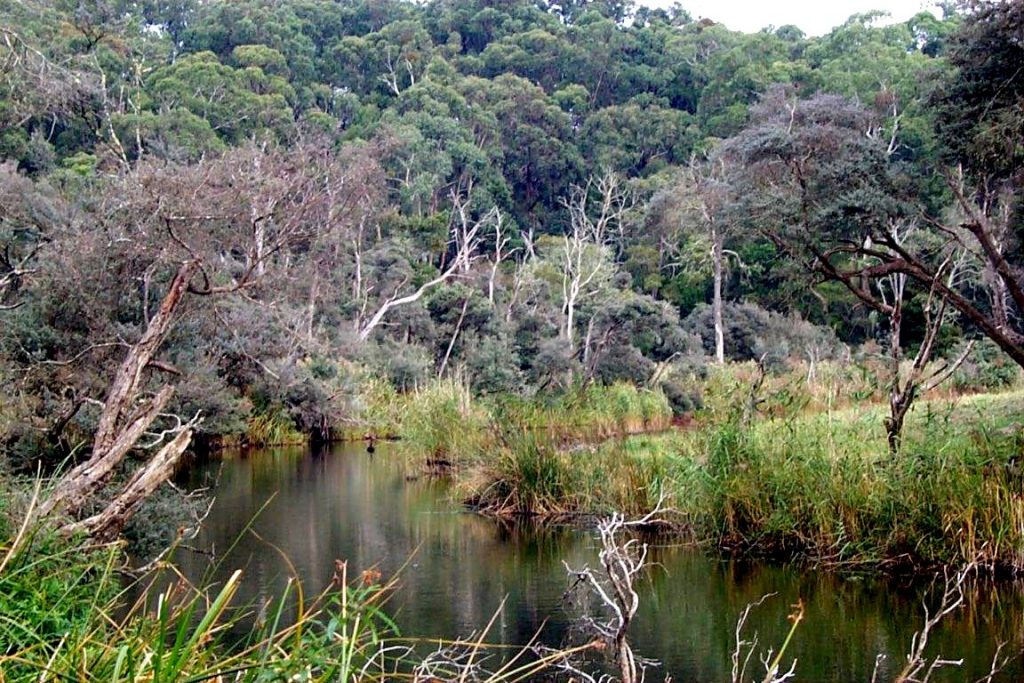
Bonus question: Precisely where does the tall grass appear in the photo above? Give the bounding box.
[662,392,1024,570]
[0,526,402,681]
[396,378,490,460]
[459,427,682,518]
[246,404,306,447]
[0,517,602,682]
[489,382,673,440]
[461,388,1024,570]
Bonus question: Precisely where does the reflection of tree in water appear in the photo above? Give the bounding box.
[166,442,1024,682]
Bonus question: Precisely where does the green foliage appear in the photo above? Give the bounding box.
[0,531,121,661]
[952,340,1024,392]
[395,378,489,459]
[246,405,305,447]
[661,391,1024,569]
[0,528,403,682]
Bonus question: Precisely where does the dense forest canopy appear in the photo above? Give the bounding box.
[1,0,1023,480]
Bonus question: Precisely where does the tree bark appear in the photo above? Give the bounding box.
[61,427,194,540]
[437,296,470,378]
[39,260,198,521]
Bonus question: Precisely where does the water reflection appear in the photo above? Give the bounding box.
[169,442,1024,682]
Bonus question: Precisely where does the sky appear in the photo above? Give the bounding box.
[640,0,941,36]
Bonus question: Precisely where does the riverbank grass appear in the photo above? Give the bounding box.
[457,390,1024,570]
[650,391,1024,569]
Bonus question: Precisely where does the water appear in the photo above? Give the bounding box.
[168,441,1024,681]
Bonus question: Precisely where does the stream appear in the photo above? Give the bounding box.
[168,441,1024,681]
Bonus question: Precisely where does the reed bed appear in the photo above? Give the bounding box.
[245,404,306,447]
[456,387,1024,571]
[353,380,673,465]
[667,392,1024,570]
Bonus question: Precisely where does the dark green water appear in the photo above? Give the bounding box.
[171,441,1024,681]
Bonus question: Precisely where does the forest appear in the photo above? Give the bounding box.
[2,0,1024,680]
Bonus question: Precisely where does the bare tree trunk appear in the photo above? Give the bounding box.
[358,205,483,341]
[883,253,968,456]
[306,269,319,341]
[61,427,194,540]
[712,226,725,365]
[39,260,198,522]
[564,289,577,347]
[438,296,470,378]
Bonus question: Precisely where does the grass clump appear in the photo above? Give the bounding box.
[0,524,403,682]
[246,404,306,447]
[463,430,577,515]
[0,515,593,682]
[397,378,490,460]
[490,382,672,440]
[659,392,1024,570]
[460,427,684,518]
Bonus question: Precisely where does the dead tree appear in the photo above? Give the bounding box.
[560,172,632,350]
[729,593,803,683]
[487,207,515,306]
[678,156,732,364]
[356,194,488,341]
[563,497,670,683]
[885,562,999,683]
[37,261,200,537]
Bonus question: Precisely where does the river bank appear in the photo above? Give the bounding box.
[197,364,1024,574]
[426,388,1024,574]
[4,433,1024,681]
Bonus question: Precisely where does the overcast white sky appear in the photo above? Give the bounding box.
[641,0,941,36]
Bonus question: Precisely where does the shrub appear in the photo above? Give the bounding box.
[952,339,1023,391]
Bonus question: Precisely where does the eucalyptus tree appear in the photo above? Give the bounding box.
[675,155,733,364]
[932,0,1024,361]
[559,172,634,350]
[722,87,933,451]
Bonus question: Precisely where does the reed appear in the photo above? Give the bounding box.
[663,391,1024,570]
[396,378,490,460]
[460,428,683,518]
[0,516,608,682]
[0,524,401,682]
[462,387,1024,570]
[245,404,306,447]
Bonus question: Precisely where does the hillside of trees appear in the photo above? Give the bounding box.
[2,0,1023,480]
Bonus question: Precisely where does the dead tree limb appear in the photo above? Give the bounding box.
[38,260,199,522]
[563,496,671,683]
[61,424,196,540]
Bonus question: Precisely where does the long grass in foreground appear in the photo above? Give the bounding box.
[0,513,593,682]
[0,532,401,681]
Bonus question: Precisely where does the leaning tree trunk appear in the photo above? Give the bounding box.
[38,261,199,534]
[62,428,193,540]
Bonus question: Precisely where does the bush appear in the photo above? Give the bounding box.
[683,302,844,368]
[659,376,703,415]
[952,339,1023,391]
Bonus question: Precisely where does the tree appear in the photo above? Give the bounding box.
[29,139,358,536]
[356,190,491,341]
[721,88,948,450]
[0,164,54,310]
[559,172,632,349]
[676,155,732,363]
[929,0,1024,362]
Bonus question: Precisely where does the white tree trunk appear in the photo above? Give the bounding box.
[712,228,725,365]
